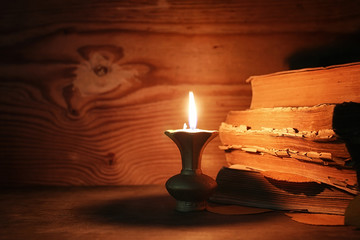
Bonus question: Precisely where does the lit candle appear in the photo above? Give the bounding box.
[168,91,215,133]
[164,91,218,212]
[188,91,197,130]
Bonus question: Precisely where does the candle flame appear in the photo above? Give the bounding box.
[188,91,197,130]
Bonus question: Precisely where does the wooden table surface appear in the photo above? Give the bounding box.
[0,185,358,240]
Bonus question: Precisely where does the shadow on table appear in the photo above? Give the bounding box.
[76,194,277,227]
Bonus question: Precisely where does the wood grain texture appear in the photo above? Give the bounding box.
[1,0,360,185]
[1,81,249,185]
[2,0,360,35]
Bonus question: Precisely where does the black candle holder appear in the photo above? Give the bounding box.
[164,129,218,212]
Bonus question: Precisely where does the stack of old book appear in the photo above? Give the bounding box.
[211,62,360,215]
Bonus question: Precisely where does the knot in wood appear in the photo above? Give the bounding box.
[93,65,108,77]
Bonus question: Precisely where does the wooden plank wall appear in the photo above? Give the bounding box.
[1,0,360,185]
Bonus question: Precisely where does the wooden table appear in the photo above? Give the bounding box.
[0,185,358,240]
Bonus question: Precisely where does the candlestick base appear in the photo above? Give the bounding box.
[166,172,217,212]
[164,129,218,212]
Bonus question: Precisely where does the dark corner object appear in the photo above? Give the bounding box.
[286,32,360,70]
[333,102,360,187]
